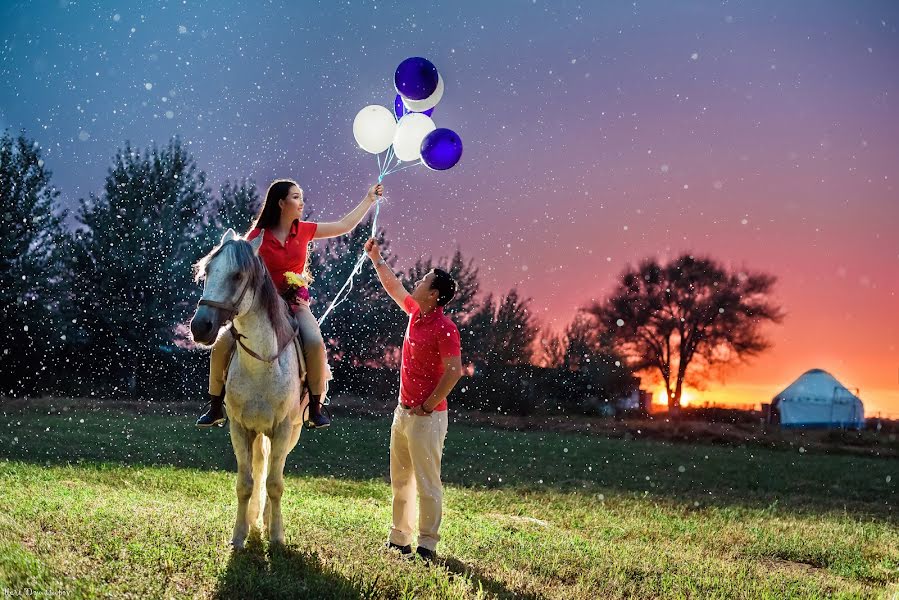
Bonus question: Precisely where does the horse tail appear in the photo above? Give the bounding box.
[250,433,270,529]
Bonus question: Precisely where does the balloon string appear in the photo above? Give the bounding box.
[318,150,421,327]
[318,160,384,327]
[380,147,395,178]
[382,159,423,177]
[317,204,377,326]
[317,251,368,327]
[381,153,399,178]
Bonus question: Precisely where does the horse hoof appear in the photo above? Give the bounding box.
[230,538,246,550]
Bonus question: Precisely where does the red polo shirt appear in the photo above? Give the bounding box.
[400,295,461,411]
[246,220,317,294]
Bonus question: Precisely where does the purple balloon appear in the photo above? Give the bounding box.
[394,94,434,120]
[394,57,439,101]
[420,128,463,171]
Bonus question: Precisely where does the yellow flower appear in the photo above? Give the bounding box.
[284,271,310,288]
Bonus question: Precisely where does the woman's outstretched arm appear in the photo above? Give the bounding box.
[313,184,383,239]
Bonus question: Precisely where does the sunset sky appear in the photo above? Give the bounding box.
[2,1,897,416]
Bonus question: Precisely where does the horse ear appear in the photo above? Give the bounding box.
[248,232,264,255]
[220,228,238,245]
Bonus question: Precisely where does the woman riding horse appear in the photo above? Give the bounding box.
[197,179,383,429]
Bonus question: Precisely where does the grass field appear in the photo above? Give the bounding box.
[0,400,896,599]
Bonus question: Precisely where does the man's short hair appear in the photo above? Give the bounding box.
[430,268,456,307]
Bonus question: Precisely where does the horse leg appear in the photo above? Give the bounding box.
[263,495,272,534]
[266,420,303,545]
[247,433,269,532]
[229,422,254,549]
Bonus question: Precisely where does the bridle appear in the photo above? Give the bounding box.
[197,257,299,364]
[197,273,253,322]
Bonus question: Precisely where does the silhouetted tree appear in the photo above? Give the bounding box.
[214,179,259,233]
[465,289,538,367]
[67,139,215,395]
[563,313,599,371]
[0,132,69,394]
[586,254,784,414]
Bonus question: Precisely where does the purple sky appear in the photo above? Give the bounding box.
[2,1,897,414]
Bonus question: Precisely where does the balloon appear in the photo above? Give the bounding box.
[420,128,463,171]
[394,56,439,101]
[394,94,434,120]
[393,113,436,162]
[402,74,444,113]
[352,105,396,154]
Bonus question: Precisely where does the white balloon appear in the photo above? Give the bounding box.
[353,105,396,154]
[393,113,436,162]
[402,74,444,113]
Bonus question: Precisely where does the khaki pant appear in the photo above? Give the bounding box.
[388,405,449,552]
[208,302,329,396]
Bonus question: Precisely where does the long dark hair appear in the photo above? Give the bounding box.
[247,179,298,232]
[246,178,313,280]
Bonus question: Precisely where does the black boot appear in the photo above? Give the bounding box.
[196,393,226,427]
[306,394,331,429]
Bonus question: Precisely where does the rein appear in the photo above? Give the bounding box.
[229,324,299,364]
[197,257,300,364]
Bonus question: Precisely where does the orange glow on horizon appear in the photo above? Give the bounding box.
[654,386,699,407]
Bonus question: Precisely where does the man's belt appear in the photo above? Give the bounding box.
[400,402,435,414]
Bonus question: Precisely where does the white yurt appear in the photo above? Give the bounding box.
[768,368,864,429]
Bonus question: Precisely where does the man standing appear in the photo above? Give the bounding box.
[365,237,463,561]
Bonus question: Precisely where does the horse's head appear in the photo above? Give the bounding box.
[190,228,265,345]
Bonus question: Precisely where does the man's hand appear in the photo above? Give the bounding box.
[366,236,411,311]
[366,183,384,204]
[365,237,382,262]
[410,405,432,417]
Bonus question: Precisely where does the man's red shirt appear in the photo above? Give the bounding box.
[400,295,461,412]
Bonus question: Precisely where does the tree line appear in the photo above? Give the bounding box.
[0,131,783,415]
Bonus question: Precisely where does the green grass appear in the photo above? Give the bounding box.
[0,403,896,599]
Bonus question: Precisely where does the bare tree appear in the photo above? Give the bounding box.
[586,254,784,414]
[563,313,600,371]
[537,328,565,368]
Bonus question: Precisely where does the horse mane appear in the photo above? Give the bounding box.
[194,239,295,350]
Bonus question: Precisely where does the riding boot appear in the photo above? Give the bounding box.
[306,394,331,429]
[196,392,227,427]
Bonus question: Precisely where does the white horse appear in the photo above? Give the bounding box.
[190,228,308,548]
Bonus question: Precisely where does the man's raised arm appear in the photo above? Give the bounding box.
[365,238,412,313]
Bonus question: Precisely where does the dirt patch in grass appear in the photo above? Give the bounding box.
[758,557,824,575]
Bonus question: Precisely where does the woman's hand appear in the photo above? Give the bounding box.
[366,183,384,203]
[365,237,382,262]
[313,185,384,240]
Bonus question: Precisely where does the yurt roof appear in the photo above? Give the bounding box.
[773,369,861,404]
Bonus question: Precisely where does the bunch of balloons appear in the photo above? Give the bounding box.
[353,56,463,180]
[319,57,462,328]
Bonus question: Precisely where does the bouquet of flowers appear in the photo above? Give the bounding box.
[283,271,312,304]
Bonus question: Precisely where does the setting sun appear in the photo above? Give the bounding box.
[654,387,699,408]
